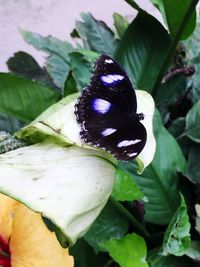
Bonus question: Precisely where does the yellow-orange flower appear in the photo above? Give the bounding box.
[0,193,74,267]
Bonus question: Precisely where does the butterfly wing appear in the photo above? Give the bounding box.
[74,55,147,161]
[79,113,147,161]
[92,55,137,114]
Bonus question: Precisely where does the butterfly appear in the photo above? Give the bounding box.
[74,55,147,161]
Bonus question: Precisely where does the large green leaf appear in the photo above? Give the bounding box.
[123,1,198,96]
[75,13,118,56]
[161,195,191,256]
[102,233,149,267]
[185,99,200,142]
[21,30,74,89]
[84,200,129,253]
[162,0,197,40]
[115,12,170,92]
[121,112,187,224]
[150,0,197,40]
[0,73,60,122]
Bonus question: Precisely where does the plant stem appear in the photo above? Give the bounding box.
[151,0,199,97]
[104,259,114,267]
[123,0,141,11]
[110,196,150,238]
[162,65,195,83]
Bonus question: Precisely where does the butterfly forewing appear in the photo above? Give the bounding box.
[92,55,137,114]
[74,55,147,161]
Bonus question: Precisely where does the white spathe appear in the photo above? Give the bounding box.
[17,90,156,172]
[0,142,116,244]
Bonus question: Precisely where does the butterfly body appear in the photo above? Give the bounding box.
[74,55,147,161]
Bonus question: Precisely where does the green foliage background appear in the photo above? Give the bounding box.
[1,0,200,266]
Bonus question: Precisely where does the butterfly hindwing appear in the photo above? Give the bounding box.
[79,114,147,161]
[74,55,147,161]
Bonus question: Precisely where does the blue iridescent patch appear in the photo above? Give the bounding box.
[92,98,111,114]
[101,74,124,85]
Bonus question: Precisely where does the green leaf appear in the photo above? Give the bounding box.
[177,135,192,160]
[149,0,165,13]
[187,144,200,184]
[21,30,74,89]
[0,113,24,133]
[7,51,43,78]
[185,99,200,142]
[113,13,129,39]
[161,194,191,256]
[185,241,200,261]
[64,71,78,97]
[115,12,170,92]
[70,239,108,267]
[150,0,198,97]
[112,169,144,201]
[46,54,69,89]
[156,76,188,123]
[191,53,200,103]
[148,248,195,266]
[84,200,129,253]
[6,51,58,90]
[0,73,60,122]
[195,204,200,234]
[168,117,186,139]
[102,233,149,267]
[68,50,98,91]
[184,18,200,59]
[75,13,118,56]
[150,0,197,40]
[162,0,197,40]
[121,111,187,224]
[21,30,73,60]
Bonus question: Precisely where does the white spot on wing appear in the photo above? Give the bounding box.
[101,74,124,84]
[117,139,141,148]
[93,98,111,114]
[102,128,117,136]
[128,152,138,157]
[105,59,113,64]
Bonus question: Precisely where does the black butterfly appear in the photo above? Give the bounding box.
[74,55,147,161]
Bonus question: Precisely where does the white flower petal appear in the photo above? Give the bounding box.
[0,142,116,244]
[135,90,156,173]
[17,91,155,172]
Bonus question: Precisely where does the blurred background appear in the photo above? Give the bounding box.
[0,0,162,71]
